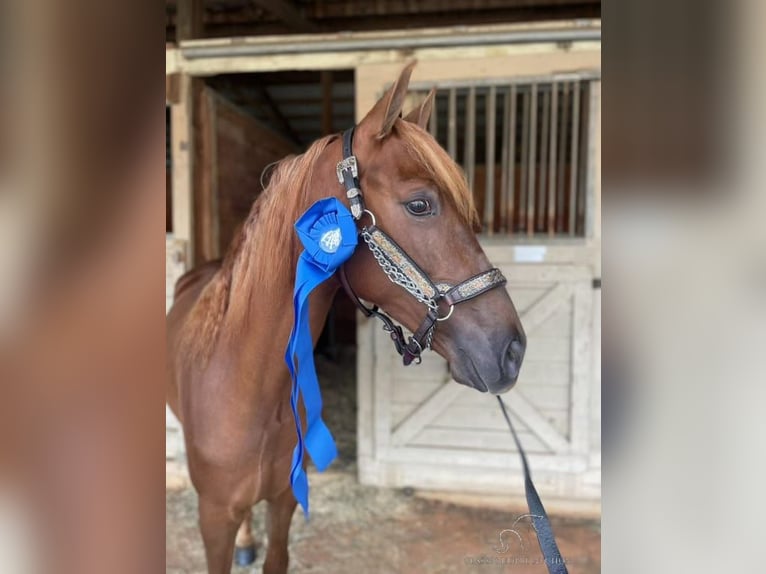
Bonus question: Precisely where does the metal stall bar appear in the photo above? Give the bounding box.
[447,88,457,160]
[507,85,517,234]
[499,86,510,233]
[519,88,529,233]
[556,82,570,233]
[464,87,476,195]
[568,79,581,236]
[484,86,497,234]
[547,82,558,235]
[537,87,550,232]
[584,81,600,239]
[577,82,590,236]
[526,83,538,236]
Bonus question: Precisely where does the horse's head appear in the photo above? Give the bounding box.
[342,63,525,394]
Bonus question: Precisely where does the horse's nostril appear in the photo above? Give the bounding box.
[509,339,524,361]
[502,337,525,382]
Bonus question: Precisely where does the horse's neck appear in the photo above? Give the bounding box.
[219,238,337,393]
[215,143,342,390]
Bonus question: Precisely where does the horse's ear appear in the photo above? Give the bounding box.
[359,61,416,140]
[403,88,435,130]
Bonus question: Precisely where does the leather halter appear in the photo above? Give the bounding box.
[336,127,507,365]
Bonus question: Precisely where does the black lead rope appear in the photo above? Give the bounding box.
[497,396,569,574]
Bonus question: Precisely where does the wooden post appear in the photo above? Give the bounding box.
[171,74,194,264]
[173,0,207,264]
[586,81,601,242]
[193,87,220,262]
[176,0,204,40]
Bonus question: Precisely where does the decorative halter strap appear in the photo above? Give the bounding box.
[336,126,508,365]
[336,128,365,219]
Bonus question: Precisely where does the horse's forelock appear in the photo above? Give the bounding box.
[394,121,478,227]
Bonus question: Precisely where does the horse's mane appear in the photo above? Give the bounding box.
[181,120,477,362]
[181,134,338,361]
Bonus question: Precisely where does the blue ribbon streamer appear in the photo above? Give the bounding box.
[285,198,358,517]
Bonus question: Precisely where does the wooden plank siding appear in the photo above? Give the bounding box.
[358,255,596,500]
[194,87,299,262]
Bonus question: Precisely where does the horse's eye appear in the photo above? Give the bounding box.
[405,198,431,216]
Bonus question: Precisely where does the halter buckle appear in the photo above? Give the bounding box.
[336,156,358,183]
[403,338,423,366]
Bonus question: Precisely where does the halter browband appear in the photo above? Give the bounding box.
[336,126,507,365]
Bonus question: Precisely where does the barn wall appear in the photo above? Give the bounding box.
[194,87,298,262]
[209,89,298,253]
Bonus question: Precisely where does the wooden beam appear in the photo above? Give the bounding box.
[170,41,601,78]
[167,3,600,38]
[391,380,463,446]
[518,283,572,334]
[193,87,220,263]
[176,0,204,41]
[508,392,572,454]
[252,0,320,33]
[311,0,598,19]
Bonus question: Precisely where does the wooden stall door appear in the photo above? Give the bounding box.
[358,252,597,499]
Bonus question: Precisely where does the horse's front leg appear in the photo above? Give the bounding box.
[263,487,297,574]
[198,496,244,574]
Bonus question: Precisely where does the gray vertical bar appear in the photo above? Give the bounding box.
[556,82,570,233]
[547,82,558,235]
[526,83,537,237]
[447,88,457,160]
[584,81,600,239]
[508,85,516,233]
[464,86,476,195]
[499,87,510,233]
[568,80,581,236]
[538,88,550,231]
[519,88,529,233]
[429,90,438,138]
[484,86,496,235]
[577,83,590,236]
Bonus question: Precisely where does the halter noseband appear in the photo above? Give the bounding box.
[336,127,507,366]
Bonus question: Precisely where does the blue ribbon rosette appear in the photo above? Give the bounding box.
[285,197,358,517]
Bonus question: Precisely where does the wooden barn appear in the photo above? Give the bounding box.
[166,0,601,509]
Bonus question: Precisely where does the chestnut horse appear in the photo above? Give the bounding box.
[166,63,526,574]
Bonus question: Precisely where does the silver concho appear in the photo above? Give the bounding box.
[319,227,342,253]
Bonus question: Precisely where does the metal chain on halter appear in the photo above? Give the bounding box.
[423,326,435,350]
[360,228,439,312]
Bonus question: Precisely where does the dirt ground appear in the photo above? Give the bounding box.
[166,349,601,574]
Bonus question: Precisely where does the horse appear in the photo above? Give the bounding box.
[166,62,526,574]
